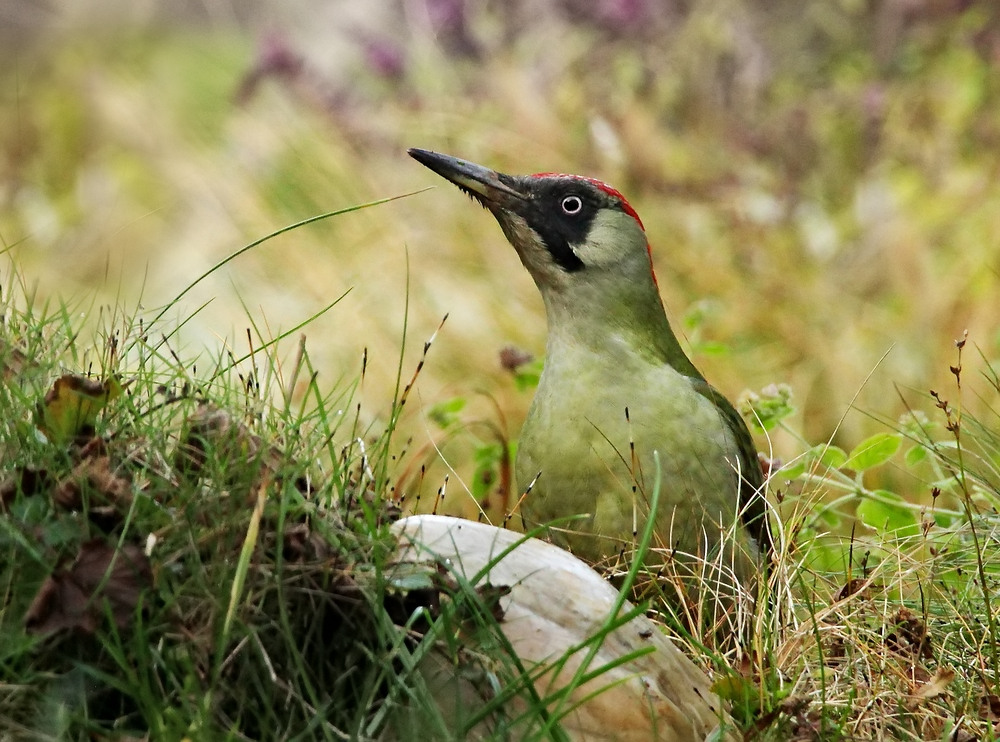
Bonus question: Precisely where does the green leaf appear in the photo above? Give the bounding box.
[817,445,848,469]
[694,340,730,357]
[739,383,795,432]
[846,433,901,471]
[38,374,121,442]
[777,458,808,479]
[778,444,845,478]
[795,527,850,573]
[428,397,467,429]
[904,444,928,467]
[856,490,919,539]
[933,511,956,529]
[386,563,437,592]
[513,358,545,392]
[471,442,507,500]
[710,672,756,704]
[816,507,842,530]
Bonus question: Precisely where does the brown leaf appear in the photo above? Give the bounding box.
[0,339,32,379]
[477,583,511,623]
[906,667,956,710]
[0,467,52,511]
[25,540,152,635]
[886,606,933,660]
[836,577,870,601]
[53,455,133,520]
[175,404,283,494]
[748,695,810,738]
[280,521,332,563]
[981,693,1000,721]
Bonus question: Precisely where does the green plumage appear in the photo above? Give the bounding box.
[409,148,771,596]
[517,261,768,586]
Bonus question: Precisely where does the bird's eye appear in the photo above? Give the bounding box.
[561,195,583,215]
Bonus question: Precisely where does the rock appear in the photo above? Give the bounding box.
[388,514,737,741]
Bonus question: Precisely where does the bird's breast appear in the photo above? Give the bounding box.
[516,358,739,507]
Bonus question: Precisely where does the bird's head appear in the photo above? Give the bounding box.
[408,149,657,296]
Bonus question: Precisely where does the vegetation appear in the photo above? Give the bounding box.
[3,2,1000,739]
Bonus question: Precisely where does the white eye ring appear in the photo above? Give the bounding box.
[561,195,583,215]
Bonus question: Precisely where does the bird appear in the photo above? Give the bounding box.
[408,148,771,599]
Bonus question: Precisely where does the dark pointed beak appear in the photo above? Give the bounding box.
[408,148,527,207]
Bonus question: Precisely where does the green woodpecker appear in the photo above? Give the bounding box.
[409,148,771,591]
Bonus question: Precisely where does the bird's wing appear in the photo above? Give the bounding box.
[690,379,772,560]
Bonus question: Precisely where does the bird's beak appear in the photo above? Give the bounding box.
[408,148,528,208]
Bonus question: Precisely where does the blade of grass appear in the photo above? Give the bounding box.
[147,190,429,341]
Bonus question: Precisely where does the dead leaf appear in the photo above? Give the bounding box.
[38,374,121,443]
[476,583,511,623]
[0,467,52,511]
[836,577,870,601]
[279,521,332,563]
[906,667,956,710]
[907,663,932,686]
[53,455,133,521]
[981,693,1000,721]
[746,695,810,737]
[175,404,282,493]
[1,340,31,379]
[886,606,933,660]
[25,540,152,635]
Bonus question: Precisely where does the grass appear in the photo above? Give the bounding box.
[3,218,1000,739]
[3,5,1000,739]
[3,236,711,739]
[1,263,377,737]
[0,249,548,739]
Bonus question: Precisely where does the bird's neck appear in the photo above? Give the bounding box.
[540,277,703,380]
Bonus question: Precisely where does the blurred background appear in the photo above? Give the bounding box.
[2,0,999,512]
